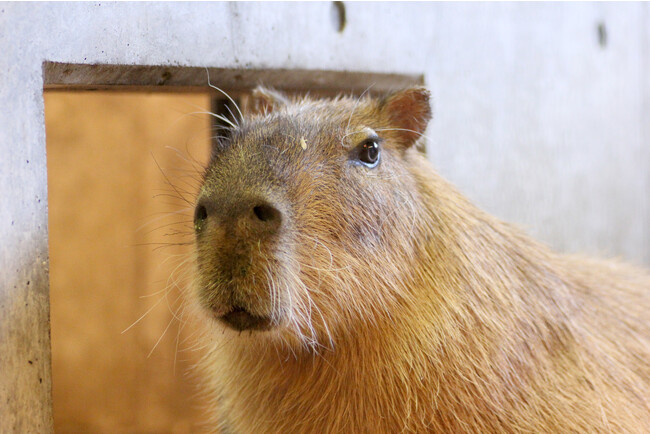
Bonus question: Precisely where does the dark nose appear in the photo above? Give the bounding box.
[248,202,282,235]
[195,197,283,238]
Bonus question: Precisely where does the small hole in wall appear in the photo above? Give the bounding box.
[331,1,347,33]
[597,22,607,48]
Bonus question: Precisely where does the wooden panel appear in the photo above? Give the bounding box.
[45,92,211,432]
[43,63,423,95]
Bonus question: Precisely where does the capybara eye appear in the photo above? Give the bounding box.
[194,204,208,232]
[358,139,380,167]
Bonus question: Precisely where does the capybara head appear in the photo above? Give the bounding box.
[193,87,432,349]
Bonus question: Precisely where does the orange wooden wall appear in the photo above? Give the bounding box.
[45,92,211,432]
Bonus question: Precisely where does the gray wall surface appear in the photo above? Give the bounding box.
[1,2,649,431]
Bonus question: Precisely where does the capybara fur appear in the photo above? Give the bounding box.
[190,87,650,433]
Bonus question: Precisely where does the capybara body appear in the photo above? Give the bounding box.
[191,88,650,433]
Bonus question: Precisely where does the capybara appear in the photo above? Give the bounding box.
[190,87,650,433]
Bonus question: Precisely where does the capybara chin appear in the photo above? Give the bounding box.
[190,87,650,433]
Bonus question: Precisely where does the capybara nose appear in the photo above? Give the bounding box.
[248,202,282,235]
[195,195,284,239]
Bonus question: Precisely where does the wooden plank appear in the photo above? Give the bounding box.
[46,92,210,432]
[42,63,423,95]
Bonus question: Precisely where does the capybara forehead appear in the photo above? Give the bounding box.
[237,98,379,144]
[237,115,345,149]
[208,111,377,179]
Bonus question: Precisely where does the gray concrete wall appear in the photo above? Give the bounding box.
[1,2,649,431]
[427,3,650,265]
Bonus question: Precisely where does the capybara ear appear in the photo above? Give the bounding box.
[381,87,432,146]
[250,86,290,115]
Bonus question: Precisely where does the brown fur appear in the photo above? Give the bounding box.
[190,88,650,433]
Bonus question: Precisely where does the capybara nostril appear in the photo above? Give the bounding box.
[252,203,282,228]
[193,204,208,233]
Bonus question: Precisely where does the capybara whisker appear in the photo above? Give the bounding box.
[187,86,650,433]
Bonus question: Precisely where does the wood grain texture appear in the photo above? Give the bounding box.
[43,63,423,95]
